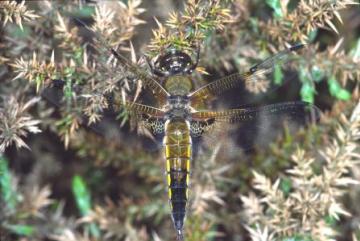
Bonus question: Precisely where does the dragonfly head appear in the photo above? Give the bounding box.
[152,49,198,77]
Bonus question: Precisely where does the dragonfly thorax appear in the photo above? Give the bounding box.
[165,75,193,95]
[165,95,191,119]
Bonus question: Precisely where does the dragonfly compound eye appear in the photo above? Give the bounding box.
[156,50,193,75]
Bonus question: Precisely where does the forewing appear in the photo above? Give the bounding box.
[189,44,306,105]
[73,18,169,106]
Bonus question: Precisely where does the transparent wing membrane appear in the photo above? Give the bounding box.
[110,95,165,118]
[73,18,170,105]
[189,43,306,104]
[41,79,166,151]
[42,79,165,117]
[108,47,170,104]
[191,101,319,123]
[248,44,305,73]
[190,101,320,152]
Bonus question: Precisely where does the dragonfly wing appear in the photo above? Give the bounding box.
[42,79,166,118]
[41,79,166,152]
[191,101,320,123]
[189,43,306,105]
[190,101,320,153]
[74,18,169,106]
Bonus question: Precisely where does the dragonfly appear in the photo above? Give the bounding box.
[41,19,320,240]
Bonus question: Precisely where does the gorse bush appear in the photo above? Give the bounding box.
[0,0,359,241]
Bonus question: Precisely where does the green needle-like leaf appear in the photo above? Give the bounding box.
[4,224,35,236]
[325,215,337,226]
[265,0,284,18]
[71,175,100,237]
[328,76,351,101]
[72,175,91,216]
[0,156,18,209]
[300,82,316,104]
[273,63,284,85]
[280,177,292,195]
[299,67,316,103]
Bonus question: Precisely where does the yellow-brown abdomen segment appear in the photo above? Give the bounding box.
[163,118,192,236]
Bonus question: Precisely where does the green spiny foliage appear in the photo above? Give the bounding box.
[0,0,359,241]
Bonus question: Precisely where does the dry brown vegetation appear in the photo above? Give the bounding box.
[0,0,359,240]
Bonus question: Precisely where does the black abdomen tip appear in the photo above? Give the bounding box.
[290,43,306,51]
[176,229,184,240]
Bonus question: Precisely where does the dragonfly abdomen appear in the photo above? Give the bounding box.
[163,119,192,239]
